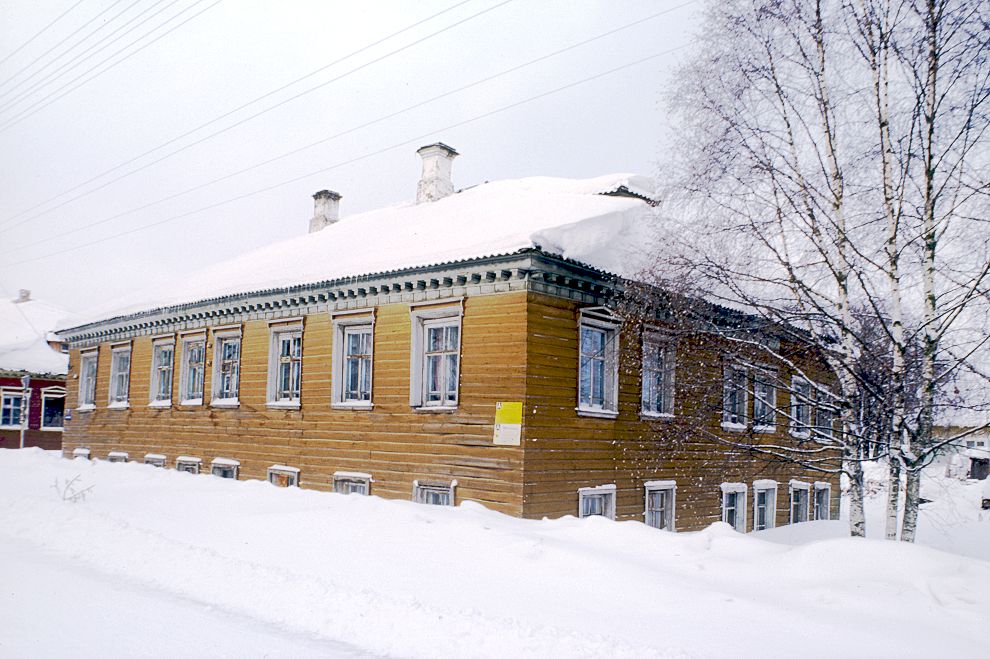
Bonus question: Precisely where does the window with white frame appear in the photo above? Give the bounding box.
[721,483,747,531]
[211,458,239,479]
[813,482,831,520]
[180,335,206,404]
[72,447,91,459]
[175,456,201,473]
[644,480,676,530]
[268,465,299,487]
[144,453,166,467]
[212,330,241,405]
[332,314,374,407]
[752,480,777,531]
[333,471,372,495]
[150,339,174,405]
[790,377,812,436]
[410,306,461,409]
[578,308,620,416]
[107,451,128,463]
[578,484,616,519]
[108,345,131,407]
[752,368,776,430]
[413,480,455,506]
[268,325,302,406]
[790,480,810,523]
[641,336,675,416]
[78,351,98,409]
[722,364,748,428]
[0,389,24,428]
[41,386,65,430]
[815,394,835,438]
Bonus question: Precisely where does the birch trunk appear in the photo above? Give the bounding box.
[846,451,867,537]
[900,467,921,542]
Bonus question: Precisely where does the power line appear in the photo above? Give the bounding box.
[0,0,180,116]
[0,0,484,228]
[0,0,87,70]
[0,0,128,94]
[0,0,220,134]
[4,43,689,268]
[3,0,696,253]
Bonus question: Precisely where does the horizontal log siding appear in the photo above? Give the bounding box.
[521,292,840,530]
[62,292,528,514]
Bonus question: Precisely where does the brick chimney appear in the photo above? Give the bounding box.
[309,190,341,233]
[416,143,458,203]
[14,289,30,303]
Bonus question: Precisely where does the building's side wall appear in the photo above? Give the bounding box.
[0,375,64,450]
[521,292,841,530]
[61,292,528,514]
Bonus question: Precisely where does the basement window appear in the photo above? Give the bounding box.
[71,447,91,459]
[752,480,777,531]
[333,471,372,495]
[211,458,240,479]
[721,483,747,532]
[578,484,616,520]
[144,453,166,468]
[789,480,810,523]
[813,482,831,520]
[413,480,456,506]
[107,451,129,463]
[268,465,300,487]
[175,456,201,474]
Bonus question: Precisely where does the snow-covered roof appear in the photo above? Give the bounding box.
[0,295,70,376]
[65,174,657,329]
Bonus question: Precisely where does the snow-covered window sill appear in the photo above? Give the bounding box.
[413,406,457,413]
[179,399,203,407]
[720,422,747,432]
[753,425,776,434]
[211,399,240,409]
[266,401,301,410]
[76,404,95,412]
[640,411,674,421]
[107,402,130,410]
[148,400,172,409]
[576,407,619,419]
[332,402,374,411]
[790,429,811,439]
[40,426,64,432]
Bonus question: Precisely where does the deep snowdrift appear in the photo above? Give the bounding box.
[1,449,987,658]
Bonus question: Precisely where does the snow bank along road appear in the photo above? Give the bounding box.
[1,449,987,658]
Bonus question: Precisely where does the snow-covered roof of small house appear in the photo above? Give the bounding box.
[65,173,658,329]
[0,293,70,376]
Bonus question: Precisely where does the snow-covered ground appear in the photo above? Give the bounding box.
[1,449,988,658]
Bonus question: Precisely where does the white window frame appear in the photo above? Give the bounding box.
[77,350,98,410]
[813,481,832,520]
[179,333,206,406]
[211,327,242,407]
[578,484,617,520]
[644,480,676,530]
[267,464,300,487]
[752,368,777,432]
[333,471,373,495]
[107,451,129,463]
[752,480,777,531]
[789,479,811,523]
[577,308,620,418]
[211,457,240,479]
[107,343,131,409]
[175,456,201,474]
[413,479,456,506]
[0,387,25,429]
[790,377,812,437]
[40,385,66,431]
[267,322,303,408]
[144,453,166,467]
[149,338,175,407]
[332,312,375,409]
[815,394,836,439]
[641,335,675,417]
[720,482,747,532]
[721,363,748,430]
[409,304,462,410]
[72,447,91,459]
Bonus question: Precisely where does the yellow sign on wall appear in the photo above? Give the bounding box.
[493,401,522,446]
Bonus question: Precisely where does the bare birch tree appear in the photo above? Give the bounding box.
[652,0,990,539]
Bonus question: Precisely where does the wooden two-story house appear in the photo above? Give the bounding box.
[57,144,840,531]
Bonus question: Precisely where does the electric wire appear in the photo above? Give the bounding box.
[0,0,87,70]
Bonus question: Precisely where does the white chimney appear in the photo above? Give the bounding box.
[309,190,341,233]
[14,289,30,303]
[416,143,458,203]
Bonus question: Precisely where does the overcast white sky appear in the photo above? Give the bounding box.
[0,0,700,317]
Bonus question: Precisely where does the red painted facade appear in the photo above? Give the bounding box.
[0,376,64,450]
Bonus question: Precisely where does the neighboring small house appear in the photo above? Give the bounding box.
[0,290,69,450]
[56,144,841,531]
